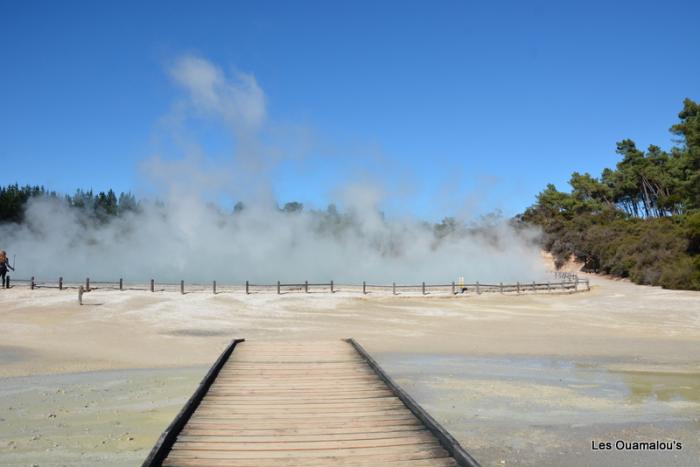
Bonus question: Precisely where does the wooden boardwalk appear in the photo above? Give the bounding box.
[144,339,479,466]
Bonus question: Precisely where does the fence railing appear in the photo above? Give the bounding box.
[553,271,579,281]
[2,274,591,297]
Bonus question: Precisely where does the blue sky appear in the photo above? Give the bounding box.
[2,0,699,220]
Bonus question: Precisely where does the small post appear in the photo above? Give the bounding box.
[532,281,536,292]
[277,281,281,295]
[119,278,123,291]
[476,281,480,295]
[85,277,90,292]
[547,281,551,292]
[451,281,455,294]
[330,280,334,293]
[150,279,154,292]
[213,280,217,294]
[573,279,577,292]
[422,282,426,295]
[586,279,590,291]
[392,282,396,295]
[180,280,184,295]
[516,281,520,293]
[500,282,504,293]
[363,281,366,295]
[59,277,63,290]
[245,280,249,295]
[78,285,84,305]
[305,280,308,293]
[31,276,35,290]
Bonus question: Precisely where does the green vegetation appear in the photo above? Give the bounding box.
[0,185,139,224]
[521,98,700,290]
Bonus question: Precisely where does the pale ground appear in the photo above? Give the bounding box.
[0,271,699,466]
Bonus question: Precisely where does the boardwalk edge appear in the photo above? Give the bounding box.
[345,338,481,467]
[142,338,245,466]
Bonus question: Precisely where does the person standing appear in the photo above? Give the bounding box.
[0,250,14,288]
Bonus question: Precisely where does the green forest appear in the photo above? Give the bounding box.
[520,98,700,290]
[1,99,699,290]
[0,186,139,224]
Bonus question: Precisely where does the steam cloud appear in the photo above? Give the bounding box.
[1,55,548,284]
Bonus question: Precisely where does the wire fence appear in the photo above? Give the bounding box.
[2,272,589,297]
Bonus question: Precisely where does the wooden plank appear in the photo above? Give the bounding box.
[167,443,445,459]
[197,399,404,407]
[206,387,390,394]
[172,433,437,451]
[176,429,430,442]
[214,373,378,380]
[180,425,426,437]
[209,381,387,387]
[200,394,400,401]
[220,370,373,375]
[204,391,395,398]
[192,408,409,417]
[187,412,417,422]
[181,422,423,432]
[202,394,395,406]
[220,367,370,372]
[164,458,457,467]
[195,401,406,410]
[196,399,404,409]
[204,392,395,399]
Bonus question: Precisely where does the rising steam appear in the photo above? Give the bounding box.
[0,55,548,284]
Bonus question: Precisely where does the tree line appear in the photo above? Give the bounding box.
[0,185,139,224]
[520,98,700,290]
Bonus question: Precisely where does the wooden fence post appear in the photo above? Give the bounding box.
[305,280,308,293]
[277,281,281,295]
[78,285,83,305]
[516,281,520,293]
[330,280,334,293]
[422,282,425,295]
[245,280,248,295]
[85,277,90,292]
[180,280,184,295]
[532,281,536,292]
[119,278,123,291]
[363,281,366,295]
[586,279,590,291]
[150,279,154,292]
[451,281,455,294]
[392,282,396,295]
[572,279,577,292]
[59,277,63,290]
[31,276,35,290]
[213,280,217,294]
[500,282,504,293]
[476,281,480,295]
[547,281,551,292]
